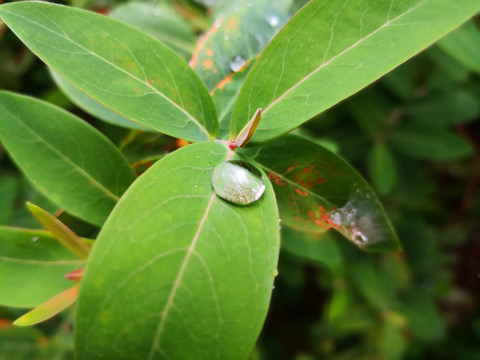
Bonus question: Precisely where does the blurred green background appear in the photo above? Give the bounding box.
[0,0,479,359]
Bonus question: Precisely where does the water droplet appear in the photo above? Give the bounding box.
[196,155,200,159]
[31,236,39,243]
[273,269,279,277]
[278,218,282,223]
[224,34,229,41]
[272,285,275,289]
[212,160,265,205]
[230,55,247,72]
[266,15,280,27]
[194,183,198,188]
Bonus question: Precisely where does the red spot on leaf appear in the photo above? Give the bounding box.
[316,178,325,184]
[302,167,311,174]
[202,59,214,69]
[287,166,295,172]
[268,172,287,186]
[206,49,213,56]
[295,188,303,196]
[148,79,154,85]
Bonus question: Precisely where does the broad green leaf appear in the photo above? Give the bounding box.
[27,203,91,260]
[238,135,400,252]
[110,2,196,60]
[231,0,480,143]
[405,91,480,125]
[50,70,150,131]
[0,92,136,226]
[14,284,79,326]
[0,2,217,142]
[75,142,280,359]
[437,20,480,74]
[367,143,397,196]
[0,226,85,308]
[191,2,288,90]
[388,123,472,160]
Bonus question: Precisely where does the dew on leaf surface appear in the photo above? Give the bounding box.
[230,55,247,72]
[212,160,265,205]
[266,15,280,27]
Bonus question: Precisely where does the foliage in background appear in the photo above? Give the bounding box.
[0,0,479,359]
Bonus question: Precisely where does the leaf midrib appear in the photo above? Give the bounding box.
[2,7,211,139]
[261,2,424,117]
[147,192,217,359]
[0,256,85,265]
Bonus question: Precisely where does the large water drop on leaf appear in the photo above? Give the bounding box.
[212,160,265,205]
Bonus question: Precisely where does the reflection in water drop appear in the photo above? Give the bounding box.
[224,34,229,41]
[230,55,247,72]
[212,161,265,205]
[266,15,280,27]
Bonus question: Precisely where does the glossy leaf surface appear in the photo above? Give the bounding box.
[0,226,85,308]
[231,0,480,143]
[50,69,150,131]
[0,92,135,226]
[238,135,400,251]
[0,2,217,142]
[75,142,280,359]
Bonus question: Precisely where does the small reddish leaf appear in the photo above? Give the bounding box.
[27,202,91,259]
[231,108,262,148]
[65,268,85,282]
[14,284,79,326]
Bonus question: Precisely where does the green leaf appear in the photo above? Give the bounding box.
[212,62,253,139]
[281,227,343,272]
[0,226,85,308]
[437,20,480,74]
[110,2,196,60]
[405,91,480,125]
[14,284,79,326]
[75,142,280,359]
[191,2,288,90]
[0,91,136,226]
[27,203,91,260]
[50,69,150,131]
[0,1,217,142]
[238,134,400,252]
[388,123,473,160]
[367,143,397,196]
[230,0,480,143]
[0,175,18,225]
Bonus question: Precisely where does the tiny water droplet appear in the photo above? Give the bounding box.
[212,160,265,205]
[31,236,39,243]
[230,55,247,72]
[196,155,200,159]
[194,183,198,188]
[224,34,229,41]
[351,231,368,245]
[266,14,280,27]
[278,218,282,223]
[272,285,275,289]
[273,269,279,277]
